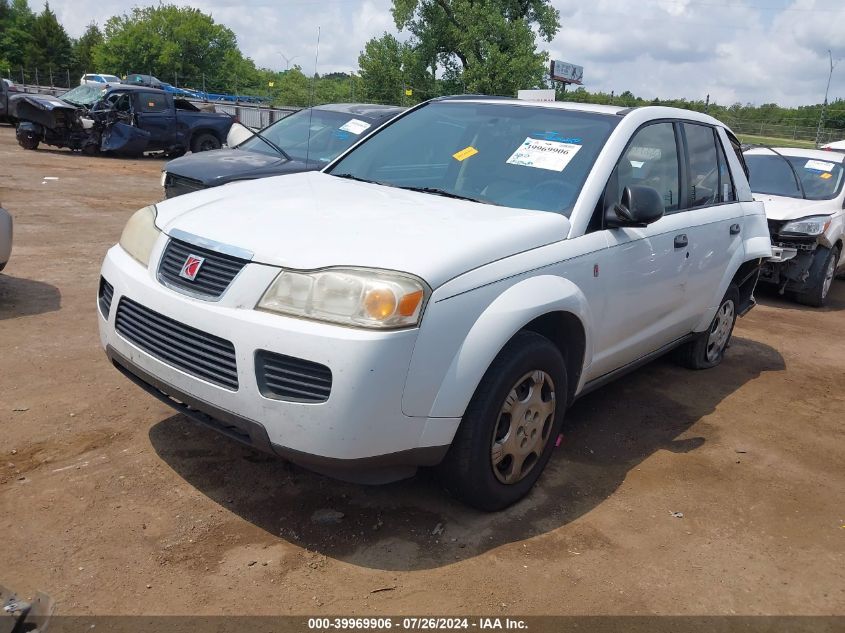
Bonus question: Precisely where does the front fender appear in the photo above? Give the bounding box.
[403,274,593,420]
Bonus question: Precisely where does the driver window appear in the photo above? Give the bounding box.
[617,122,680,213]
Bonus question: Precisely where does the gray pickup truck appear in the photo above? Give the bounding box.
[12,84,234,156]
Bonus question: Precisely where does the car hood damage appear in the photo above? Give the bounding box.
[756,194,839,221]
[155,171,571,288]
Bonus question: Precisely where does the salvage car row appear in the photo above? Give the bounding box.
[2,92,844,511]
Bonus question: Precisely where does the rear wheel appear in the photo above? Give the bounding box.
[795,245,840,307]
[190,132,221,153]
[675,284,739,370]
[437,331,567,511]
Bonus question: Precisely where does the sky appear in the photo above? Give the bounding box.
[45,0,845,107]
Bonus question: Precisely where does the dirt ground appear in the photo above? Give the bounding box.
[0,124,843,617]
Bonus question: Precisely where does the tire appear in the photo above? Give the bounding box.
[190,132,221,153]
[675,284,739,370]
[436,331,567,512]
[18,134,39,150]
[794,245,840,307]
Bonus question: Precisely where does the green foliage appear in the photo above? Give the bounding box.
[29,2,72,72]
[389,0,559,96]
[0,0,36,70]
[73,22,102,75]
[358,33,432,104]
[93,4,241,86]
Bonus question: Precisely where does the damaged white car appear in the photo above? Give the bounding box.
[744,147,844,306]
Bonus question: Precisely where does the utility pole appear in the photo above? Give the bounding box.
[815,50,839,148]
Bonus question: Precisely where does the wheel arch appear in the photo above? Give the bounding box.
[421,275,594,420]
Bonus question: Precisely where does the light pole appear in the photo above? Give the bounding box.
[815,49,840,148]
[279,52,302,71]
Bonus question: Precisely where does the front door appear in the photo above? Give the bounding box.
[134,92,175,149]
[588,121,695,379]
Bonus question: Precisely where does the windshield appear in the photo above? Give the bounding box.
[746,153,845,200]
[239,108,376,163]
[327,101,619,215]
[61,84,106,106]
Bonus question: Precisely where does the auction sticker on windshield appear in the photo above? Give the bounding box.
[804,159,834,172]
[339,119,371,135]
[506,137,581,172]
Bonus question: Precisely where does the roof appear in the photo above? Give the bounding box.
[430,97,728,127]
[312,103,406,118]
[744,146,845,163]
[106,85,167,95]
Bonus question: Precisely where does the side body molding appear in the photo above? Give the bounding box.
[403,274,594,420]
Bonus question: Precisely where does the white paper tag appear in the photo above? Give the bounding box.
[804,159,834,172]
[338,118,371,135]
[506,138,581,172]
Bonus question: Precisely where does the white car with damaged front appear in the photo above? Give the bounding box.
[744,147,845,306]
[99,97,770,510]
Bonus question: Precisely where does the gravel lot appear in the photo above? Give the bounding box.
[0,124,843,616]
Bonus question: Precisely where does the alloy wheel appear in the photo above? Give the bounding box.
[706,299,735,363]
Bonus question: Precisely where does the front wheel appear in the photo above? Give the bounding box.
[794,245,840,307]
[436,331,567,511]
[675,284,739,370]
[190,132,221,153]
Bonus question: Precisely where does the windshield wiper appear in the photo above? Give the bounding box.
[398,186,497,205]
[250,131,291,161]
[762,146,806,200]
[332,173,389,185]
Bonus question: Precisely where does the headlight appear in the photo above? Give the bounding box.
[257,268,429,329]
[781,215,831,236]
[119,205,160,267]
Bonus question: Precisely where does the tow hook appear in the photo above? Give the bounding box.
[1,584,55,633]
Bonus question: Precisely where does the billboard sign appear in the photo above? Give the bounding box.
[550,60,584,85]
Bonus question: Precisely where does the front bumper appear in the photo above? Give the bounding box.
[760,241,817,291]
[98,245,458,483]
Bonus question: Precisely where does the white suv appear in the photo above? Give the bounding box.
[744,147,844,306]
[98,97,771,510]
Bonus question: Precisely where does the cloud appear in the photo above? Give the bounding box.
[45,0,845,106]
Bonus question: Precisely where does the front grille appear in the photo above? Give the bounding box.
[164,173,207,198]
[157,238,249,300]
[115,297,239,390]
[256,350,332,403]
[98,277,114,319]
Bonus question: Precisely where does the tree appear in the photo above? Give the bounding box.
[389,0,560,95]
[73,22,102,74]
[29,2,73,76]
[0,0,36,71]
[358,32,432,104]
[93,4,243,89]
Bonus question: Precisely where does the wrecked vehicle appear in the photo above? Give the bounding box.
[745,147,844,307]
[12,84,234,156]
[0,77,19,123]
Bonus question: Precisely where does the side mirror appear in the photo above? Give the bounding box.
[605,185,665,228]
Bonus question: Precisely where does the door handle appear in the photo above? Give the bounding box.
[730,223,741,235]
[674,234,688,249]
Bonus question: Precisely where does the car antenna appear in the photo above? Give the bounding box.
[306,26,320,167]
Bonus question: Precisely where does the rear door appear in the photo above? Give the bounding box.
[134,91,176,149]
[679,123,745,319]
[588,120,696,379]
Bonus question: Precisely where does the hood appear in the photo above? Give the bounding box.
[755,194,840,221]
[164,148,310,186]
[154,171,570,288]
[10,93,78,113]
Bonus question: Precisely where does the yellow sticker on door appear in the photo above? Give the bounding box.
[453,146,478,161]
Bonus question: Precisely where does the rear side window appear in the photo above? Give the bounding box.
[139,92,167,112]
[617,122,680,213]
[684,123,720,208]
[726,131,749,180]
[714,136,736,203]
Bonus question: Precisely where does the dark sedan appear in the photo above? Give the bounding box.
[161,103,405,198]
